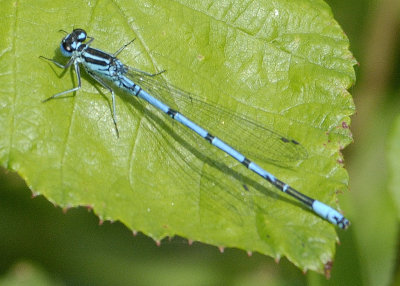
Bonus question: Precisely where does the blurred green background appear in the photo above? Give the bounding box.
[0,0,399,285]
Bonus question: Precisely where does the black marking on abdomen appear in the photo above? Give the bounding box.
[242,158,251,168]
[205,133,214,143]
[167,108,178,118]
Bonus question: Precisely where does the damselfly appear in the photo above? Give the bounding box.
[40,29,349,229]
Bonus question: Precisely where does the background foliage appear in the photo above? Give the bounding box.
[0,0,399,285]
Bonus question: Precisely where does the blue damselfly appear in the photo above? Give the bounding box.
[40,29,349,229]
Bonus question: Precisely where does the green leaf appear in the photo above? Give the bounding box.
[388,115,400,220]
[0,0,356,273]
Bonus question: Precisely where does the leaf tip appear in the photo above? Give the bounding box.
[31,191,40,198]
[324,261,333,279]
[84,205,93,212]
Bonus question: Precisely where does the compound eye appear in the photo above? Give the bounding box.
[60,40,73,57]
[73,28,87,42]
[60,34,74,57]
[63,40,71,51]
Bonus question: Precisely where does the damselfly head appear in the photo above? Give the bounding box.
[60,29,87,57]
